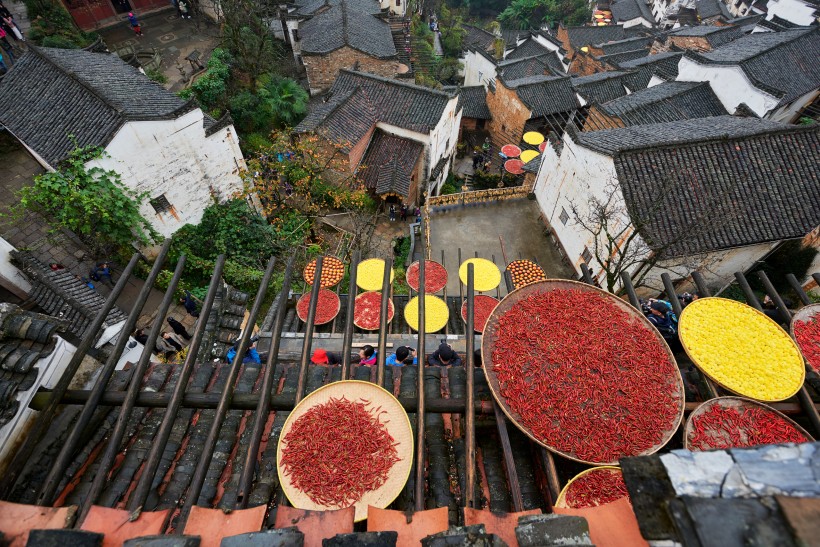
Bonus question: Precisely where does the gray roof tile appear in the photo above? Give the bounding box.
[610,0,655,23]
[463,24,496,51]
[358,130,423,196]
[687,28,820,105]
[0,47,192,165]
[599,81,728,124]
[458,86,491,119]
[502,75,579,117]
[616,51,683,88]
[300,2,396,58]
[565,25,648,49]
[612,123,820,256]
[572,71,632,103]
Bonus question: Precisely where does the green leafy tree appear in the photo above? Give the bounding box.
[180,48,232,113]
[15,145,159,253]
[215,0,285,87]
[25,0,97,48]
[229,75,309,133]
[499,0,591,29]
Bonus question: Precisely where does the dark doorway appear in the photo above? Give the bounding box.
[111,0,132,14]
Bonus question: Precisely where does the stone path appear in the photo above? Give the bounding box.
[98,8,220,91]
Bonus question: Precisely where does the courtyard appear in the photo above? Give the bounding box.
[427,197,576,296]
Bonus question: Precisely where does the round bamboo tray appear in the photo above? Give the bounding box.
[506,260,547,289]
[683,396,813,451]
[679,297,805,402]
[276,381,413,522]
[481,279,685,465]
[790,303,820,374]
[460,295,499,334]
[296,289,340,325]
[353,292,395,331]
[404,295,449,333]
[406,260,448,293]
[555,466,625,509]
[303,256,345,288]
[459,258,501,292]
[357,259,395,292]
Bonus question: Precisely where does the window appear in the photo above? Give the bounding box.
[150,194,173,215]
[478,70,483,81]
[559,208,569,225]
[581,247,593,265]
[292,29,300,42]
[396,0,401,5]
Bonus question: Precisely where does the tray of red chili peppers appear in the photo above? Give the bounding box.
[482,280,685,465]
[555,466,629,509]
[406,260,448,294]
[296,289,341,325]
[460,294,499,333]
[791,303,820,374]
[684,396,813,451]
[277,381,413,522]
[353,291,395,330]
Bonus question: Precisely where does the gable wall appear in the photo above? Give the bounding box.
[303,47,403,95]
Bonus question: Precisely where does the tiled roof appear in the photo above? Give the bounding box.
[294,89,377,151]
[292,0,381,16]
[616,51,683,88]
[610,0,655,23]
[503,76,580,117]
[299,2,396,58]
[506,38,553,60]
[598,36,655,55]
[298,70,453,137]
[0,304,63,429]
[695,0,732,18]
[10,251,128,339]
[574,115,789,153]
[358,130,423,196]
[598,48,653,66]
[686,28,820,105]
[599,81,728,124]
[522,154,542,173]
[500,28,526,47]
[498,55,555,81]
[0,47,193,166]
[565,25,639,49]
[572,71,632,103]
[612,122,820,256]
[458,86,491,119]
[463,24,496,51]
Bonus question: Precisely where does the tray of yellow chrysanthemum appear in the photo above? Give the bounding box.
[679,297,805,402]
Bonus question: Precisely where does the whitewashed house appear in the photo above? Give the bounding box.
[532,116,820,293]
[761,0,817,25]
[676,28,820,122]
[462,32,567,88]
[295,70,462,202]
[0,47,246,240]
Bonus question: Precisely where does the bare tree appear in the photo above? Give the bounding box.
[569,176,735,293]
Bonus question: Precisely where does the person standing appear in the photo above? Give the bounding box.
[401,204,408,222]
[178,0,191,19]
[180,290,200,317]
[167,316,192,340]
[0,50,6,72]
[0,26,13,63]
[389,204,396,222]
[127,12,144,36]
[2,15,23,44]
[90,262,115,287]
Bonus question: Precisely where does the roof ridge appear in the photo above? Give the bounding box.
[689,27,816,66]
[337,68,455,97]
[29,47,125,117]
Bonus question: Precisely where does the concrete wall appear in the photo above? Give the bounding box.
[766,0,817,25]
[380,0,407,16]
[462,49,497,87]
[91,110,245,239]
[531,138,621,275]
[302,46,402,95]
[677,57,781,118]
[0,237,30,300]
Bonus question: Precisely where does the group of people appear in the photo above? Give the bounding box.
[0,1,24,73]
[471,138,494,173]
[310,342,468,368]
[641,292,698,347]
[388,204,421,223]
[134,316,192,360]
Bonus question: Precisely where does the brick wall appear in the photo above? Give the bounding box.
[486,82,531,149]
[303,47,402,95]
[668,36,712,52]
[569,51,610,76]
[348,125,377,169]
[556,26,574,58]
[582,105,625,131]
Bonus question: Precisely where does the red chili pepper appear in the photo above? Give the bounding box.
[489,288,682,463]
[794,316,820,374]
[564,469,628,509]
[688,403,808,451]
[280,396,400,508]
[296,289,340,325]
[407,260,448,293]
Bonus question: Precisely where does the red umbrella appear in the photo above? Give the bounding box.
[539,141,547,152]
[504,159,525,175]
[501,144,521,158]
